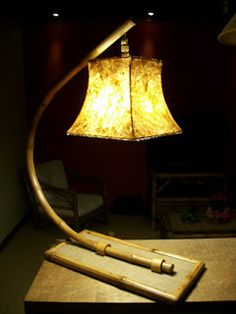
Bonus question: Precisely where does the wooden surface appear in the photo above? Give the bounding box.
[24,237,236,313]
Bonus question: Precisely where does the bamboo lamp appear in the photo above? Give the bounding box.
[26,19,181,274]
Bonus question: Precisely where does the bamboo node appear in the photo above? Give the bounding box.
[59,220,66,227]
[151,258,163,273]
[95,241,111,256]
[151,258,174,274]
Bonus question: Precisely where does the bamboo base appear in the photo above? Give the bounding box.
[44,229,205,304]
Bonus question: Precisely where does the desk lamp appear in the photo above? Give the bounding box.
[27,18,181,244]
[26,18,193,302]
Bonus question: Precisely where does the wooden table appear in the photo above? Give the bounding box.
[24,237,236,313]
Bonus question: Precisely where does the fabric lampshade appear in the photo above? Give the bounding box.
[67,56,182,140]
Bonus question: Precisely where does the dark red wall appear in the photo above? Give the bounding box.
[22,18,236,211]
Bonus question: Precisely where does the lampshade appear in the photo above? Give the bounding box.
[67,56,182,140]
[218,13,236,46]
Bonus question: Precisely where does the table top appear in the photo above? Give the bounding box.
[24,237,236,312]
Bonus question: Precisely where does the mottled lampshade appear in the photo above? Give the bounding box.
[218,13,236,46]
[67,56,182,140]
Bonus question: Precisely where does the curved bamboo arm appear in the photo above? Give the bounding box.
[26,19,135,248]
[26,18,175,275]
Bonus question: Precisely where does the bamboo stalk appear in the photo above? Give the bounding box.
[61,237,175,274]
[104,245,174,274]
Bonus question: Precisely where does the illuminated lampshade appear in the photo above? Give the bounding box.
[67,56,182,140]
[218,13,236,46]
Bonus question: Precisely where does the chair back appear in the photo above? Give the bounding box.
[36,160,69,189]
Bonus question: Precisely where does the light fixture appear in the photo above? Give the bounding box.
[27,20,137,242]
[26,19,190,302]
[27,17,182,252]
[218,13,236,45]
[67,38,182,140]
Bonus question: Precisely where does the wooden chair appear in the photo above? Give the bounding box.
[23,160,107,230]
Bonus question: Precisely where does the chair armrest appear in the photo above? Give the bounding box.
[69,175,108,211]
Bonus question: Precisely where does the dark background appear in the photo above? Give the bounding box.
[7,0,236,212]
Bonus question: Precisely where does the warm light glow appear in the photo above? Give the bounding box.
[218,13,236,46]
[67,56,182,141]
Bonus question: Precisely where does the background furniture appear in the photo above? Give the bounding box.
[162,208,236,239]
[151,170,228,233]
[24,237,236,313]
[24,160,107,230]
